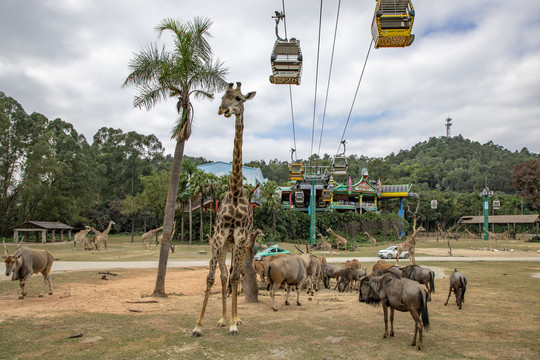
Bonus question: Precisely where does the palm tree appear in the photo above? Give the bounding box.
[175,173,189,242]
[182,159,198,245]
[260,181,280,233]
[123,17,228,296]
[205,173,219,236]
[191,169,209,243]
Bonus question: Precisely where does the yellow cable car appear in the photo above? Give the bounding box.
[270,11,303,85]
[322,188,332,202]
[371,0,415,49]
[289,162,304,181]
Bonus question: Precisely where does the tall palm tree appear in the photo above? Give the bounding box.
[175,173,189,242]
[191,169,209,243]
[182,159,198,245]
[205,173,220,236]
[123,17,228,296]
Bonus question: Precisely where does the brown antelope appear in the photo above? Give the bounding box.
[3,240,54,299]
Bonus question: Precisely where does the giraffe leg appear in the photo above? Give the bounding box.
[229,234,249,335]
[217,250,228,327]
[192,248,222,337]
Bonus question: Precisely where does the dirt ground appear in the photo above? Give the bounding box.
[0,265,448,322]
[0,246,537,321]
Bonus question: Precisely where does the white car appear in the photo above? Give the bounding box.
[378,246,409,259]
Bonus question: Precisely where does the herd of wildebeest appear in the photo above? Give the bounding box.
[253,246,467,350]
[2,240,467,350]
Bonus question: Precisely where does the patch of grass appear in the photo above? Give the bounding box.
[1,262,539,359]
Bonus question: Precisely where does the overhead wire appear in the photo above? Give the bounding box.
[281,0,298,160]
[337,38,374,155]
[317,0,341,157]
[309,0,324,166]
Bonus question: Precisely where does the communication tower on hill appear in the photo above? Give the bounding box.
[445,117,452,137]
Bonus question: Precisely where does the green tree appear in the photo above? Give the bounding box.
[123,17,228,296]
[259,180,280,234]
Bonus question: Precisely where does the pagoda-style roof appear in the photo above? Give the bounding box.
[334,180,377,194]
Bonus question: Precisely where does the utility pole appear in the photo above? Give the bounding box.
[309,178,316,244]
[479,186,494,241]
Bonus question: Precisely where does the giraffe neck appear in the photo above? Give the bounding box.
[103,222,112,235]
[228,113,244,193]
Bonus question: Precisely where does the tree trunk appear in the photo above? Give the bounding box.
[189,198,193,245]
[242,232,258,303]
[200,194,204,242]
[152,139,185,297]
[130,217,134,243]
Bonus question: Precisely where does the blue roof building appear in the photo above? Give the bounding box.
[197,161,267,186]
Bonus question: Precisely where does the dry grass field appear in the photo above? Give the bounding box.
[0,236,539,359]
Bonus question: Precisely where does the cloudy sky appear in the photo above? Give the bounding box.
[1,0,539,163]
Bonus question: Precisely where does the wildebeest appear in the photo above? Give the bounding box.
[372,262,401,276]
[344,259,361,269]
[267,247,311,311]
[358,272,430,350]
[401,265,436,301]
[322,263,342,289]
[444,269,467,309]
[3,240,54,299]
[338,267,367,292]
[306,255,322,295]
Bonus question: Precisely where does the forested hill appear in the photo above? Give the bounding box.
[247,136,538,194]
[382,136,538,193]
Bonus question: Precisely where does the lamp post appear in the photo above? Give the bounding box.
[479,187,494,241]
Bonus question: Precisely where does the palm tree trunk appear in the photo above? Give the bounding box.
[152,139,185,297]
[200,194,204,242]
[189,198,193,245]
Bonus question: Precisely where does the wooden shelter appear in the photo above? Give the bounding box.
[458,215,540,236]
[12,221,74,243]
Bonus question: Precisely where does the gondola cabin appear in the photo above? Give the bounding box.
[322,188,332,202]
[289,162,304,181]
[332,156,348,176]
[270,38,303,85]
[294,189,305,207]
[371,0,415,48]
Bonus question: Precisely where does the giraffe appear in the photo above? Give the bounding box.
[142,226,163,249]
[73,227,91,250]
[317,233,333,253]
[483,227,498,244]
[364,231,377,247]
[192,82,256,337]
[326,228,349,253]
[396,226,425,266]
[88,220,115,251]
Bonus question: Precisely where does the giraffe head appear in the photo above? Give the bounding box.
[218,82,256,118]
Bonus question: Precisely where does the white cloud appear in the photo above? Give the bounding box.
[0,0,539,163]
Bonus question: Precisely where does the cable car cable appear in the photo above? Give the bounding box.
[317,0,341,157]
[288,85,297,155]
[337,38,373,155]
[279,0,298,158]
[309,0,324,165]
